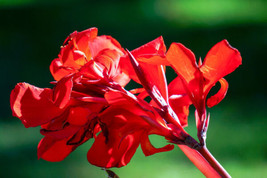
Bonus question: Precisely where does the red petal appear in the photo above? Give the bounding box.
[144,65,168,102]
[60,28,98,68]
[87,95,174,168]
[75,96,107,104]
[79,61,104,79]
[168,76,189,104]
[130,36,167,61]
[166,43,198,84]
[51,28,97,81]
[10,83,63,128]
[38,137,76,162]
[93,49,130,85]
[126,50,169,107]
[67,105,103,126]
[120,36,168,83]
[200,40,242,92]
[50,58,75,81]
[73,28,98,59]
[207,78,229,108]
[168,76,192,127]
[87,131,142,168]
[40,125,80,139]
[89,35,124,58]
[104,91,170,135]
[94,49,119,74]
[112,72,130,87]
[60,42,87,70]
[53,75,73,109]
[140,134,174,156]
[168,102,189,127]
[166,43,204,109]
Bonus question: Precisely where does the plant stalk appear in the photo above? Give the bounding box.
[198,146,231,178]
[178,145,231,178]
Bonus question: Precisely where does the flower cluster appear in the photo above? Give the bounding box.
[10,27,241,170]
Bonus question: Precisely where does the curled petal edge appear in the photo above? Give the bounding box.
[140,134,174,156]
[206,78,229,108]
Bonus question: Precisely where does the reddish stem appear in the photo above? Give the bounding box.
[198,146,231,178]
[178,145,221,178]
[179,145,231,178]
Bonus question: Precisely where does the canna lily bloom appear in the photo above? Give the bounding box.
[10,27,131,162]
[10,28,176,164]
[166,40,242,144]
[50,27,130,86]
[50,28,129,85]
[9,26,242,177]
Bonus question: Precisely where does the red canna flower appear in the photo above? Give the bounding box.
[166,40,242,144]
[10,27,242,177]
[50,27,130,86]
[10,27,131,162]
[10,28,179,165]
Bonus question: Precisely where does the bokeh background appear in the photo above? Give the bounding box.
[0,0,266,177]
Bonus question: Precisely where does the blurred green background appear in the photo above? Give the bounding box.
[0,0,266,177]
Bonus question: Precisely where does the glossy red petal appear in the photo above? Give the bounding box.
[75,96,107,104]
[166,43,198,84]
[40,125,80,139]
[207,78,229,108]
[67,105,103,126]
[168,101,189,127]
[87,132,141,168]
[168,76,191,127]
[94,49,119,75]
[168,76,189,104]
[144,64,168,102]
[60,28,98,68]
[40,112,67,130]
[73,28,98,59]
[105,91,167,128]
[79,61,104,79]
[38,137,76,162]
[166,43,205,111]
[60,43,87,70]
[53,75,73,109]
[112,72,131,87]
[50,58,75,81]
[130,36,167,61]
[89,35,124,58]
[88,91,176,168]
[120,36,168,83]
[10,83,63,128]
[140,134,174,156]
[100,107,157,138]
[93,49,130,85]
[127,50,168,107]
[200,40,242,92]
